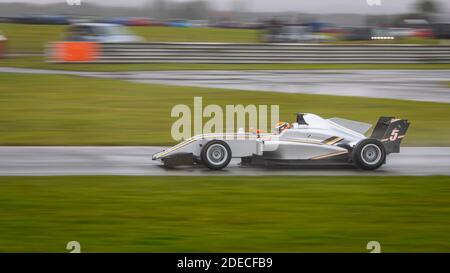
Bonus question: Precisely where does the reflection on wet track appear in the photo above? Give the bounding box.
[0,147,448,176]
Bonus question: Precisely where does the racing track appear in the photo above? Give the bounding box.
[0,147,448,176]
[0,68,449,103]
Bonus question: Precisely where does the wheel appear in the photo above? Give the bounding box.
[201,140,232,170]
[352,139,386,170]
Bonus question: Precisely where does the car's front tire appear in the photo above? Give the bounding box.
[201,140,232,170]
[352,139,386,170]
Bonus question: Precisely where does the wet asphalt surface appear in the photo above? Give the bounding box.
[1,68,449,103]
[0,147,448,176]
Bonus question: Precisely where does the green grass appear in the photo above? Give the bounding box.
[132,26,260,44]
[0,176,449,252]
[0,23,259,53]
[0,23,65,54]
[3,56,450,72]
[0,73,449,146]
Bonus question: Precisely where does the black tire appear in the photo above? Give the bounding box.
[201,140,232,170]
[352,139,386,170]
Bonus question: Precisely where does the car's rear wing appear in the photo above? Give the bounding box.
[370,117,410,154]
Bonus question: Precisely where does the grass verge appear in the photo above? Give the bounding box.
[2,56,450,72]
[0,176,449,252]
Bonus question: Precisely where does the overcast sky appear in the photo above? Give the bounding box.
[4,0,450,14]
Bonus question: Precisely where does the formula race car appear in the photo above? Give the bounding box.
[152,113,410,170]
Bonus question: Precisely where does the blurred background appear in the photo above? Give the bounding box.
[0,0,449,49]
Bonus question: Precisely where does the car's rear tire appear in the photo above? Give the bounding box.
[353,139,386,170]
[201,140,232,170]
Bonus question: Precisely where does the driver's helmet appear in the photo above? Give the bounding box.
[274,121,290,134]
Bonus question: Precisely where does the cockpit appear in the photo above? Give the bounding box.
[273,113,310,134]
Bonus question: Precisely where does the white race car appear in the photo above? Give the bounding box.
[153,113,409,170]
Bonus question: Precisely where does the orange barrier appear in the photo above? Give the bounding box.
[51,42,100,62]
